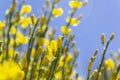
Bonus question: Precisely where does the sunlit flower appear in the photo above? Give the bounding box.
[55,71,62,79]
[9,38,15,46]
[49,40,57,53]
[105,58,115,70]
[66,17,80,26]
[31,48,36,57]
[21,5,32,14]
[52,8,63,17]
[20,17,31,29]
[66,54,73,63]
[61,26,72,35]
[0,21,5,31]
[0,60,24,80]
[8,48,14,58]
[41,16,47,25]
[16,31,29,45]
[38,37,49,46]
[69,1,83,9]
[10,26,17,35]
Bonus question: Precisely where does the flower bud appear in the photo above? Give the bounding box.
[46,0,50,7]
[101,33,105,46]
[109,33,115,41]
[91,69,98,78]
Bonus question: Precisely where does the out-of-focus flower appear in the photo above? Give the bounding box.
[55,71,62,79]
[105,58,115,70]
[10,38,15,46]
[0,21,5,31]
[61,26,72,35]
[20,17,31,29]
[21,5,32,14]
[16,31,29,45]
[0,60,24,80]
[38,37,49,46]
[66,54,73,63]
[31,48,36,57]
[8,48,14,58]
[66,17,80,26]
[69,1,83,9]
[52,8,63,17]
[49,40,57,53]
[10,26,17,35]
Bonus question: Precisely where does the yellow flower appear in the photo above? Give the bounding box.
[49,40,57,53]
[52,8,63,17]
[69,1,83,9]
[105,58,115,70]
[31,48,36,57]
[66,54,73,63]
[38,37,49,46]
[20,17,31,29]
[0,21,5,31]
[8,48,14,58]
[61,26,72,35]
[0,60,24,80]
[66,17,80,26]
[16,31,29,45]
[41,16,47,25]
[9,38,15,46]
[10,26,17,35]
[55,71,62,79]
[21,5,32,14]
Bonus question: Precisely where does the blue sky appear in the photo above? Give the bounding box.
[0,0,120,79]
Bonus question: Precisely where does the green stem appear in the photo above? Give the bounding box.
[96,40,111,80]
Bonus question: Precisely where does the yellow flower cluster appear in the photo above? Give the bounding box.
[105,58,115,70]
[69,1,83,9]
[21,5,32,14]
[66,17,80,27]
[61,26,72,35]
[0,60,24,80]
[52,8,63,17]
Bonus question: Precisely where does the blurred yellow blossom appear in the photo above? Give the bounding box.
[21,5,32,14]
[61,26,72,35]
[52,8,63,17]
[105,58,115,70]
[0,60,24,80]
[0,21,5,31]
[38,37,49,46]
[8,48,14,58]
[31,48,36,57]
[10,38,15,46]
[16,31,29,45]
[66,54,73,63]
[55,71,62,79]
[20,17,31,29]
[10,26,17,35]
[66,17,80,26]
[49,40,57,53]
[69,1,83,9]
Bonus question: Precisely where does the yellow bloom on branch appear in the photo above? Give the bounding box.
[21,5,32,14]
[52,8,63,17]
[0,60,24,80]
[69,1,83,9]
[16,31,29,45]
[0,21,5,31]
[61,26,72,35]
[49,40,57,53]
[20,17,31,29]
[105,58,115,70]
[10,26,17,35]
[66,17,80,26]
[38,37,49,46]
